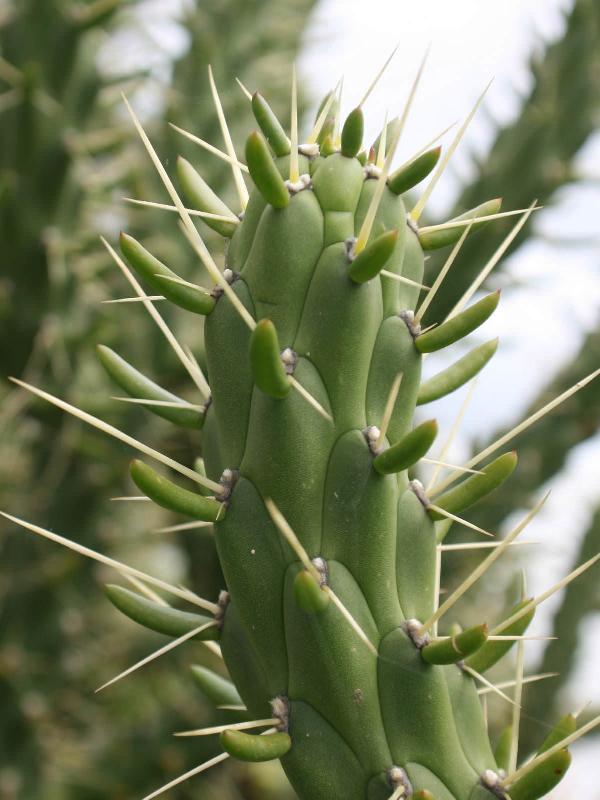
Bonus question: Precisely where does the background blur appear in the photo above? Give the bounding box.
[1,0,599,797]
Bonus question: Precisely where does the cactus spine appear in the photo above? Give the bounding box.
[5,59,600,800]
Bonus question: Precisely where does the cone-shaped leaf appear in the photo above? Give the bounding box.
[293,570,330,614]
[177,156,239,236]
[466,598,535,673]
[419,198,502,250]
[341,107,364,158]
[105,584,218,639]
[537,713,576,754]
[190,665,243,707]
[388,147,442,195]
[429,452,518,519]
[251,92,291,156]
[120,232,215,315]
[508,748,571,800]
[417,339,498,405]
[130,460,224,521]
[415,291,500,353]
[349,229,399,284]
[97,345,205,429]
[421,624,488,665]
[249,319,291,399]
[494,726,513,773]
[220,729,291,762]
[373,419,438,474]
[245,131,289,208]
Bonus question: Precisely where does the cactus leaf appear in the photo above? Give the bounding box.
[417,338,498,405]
[466,598,535,673]
[429,452,517,519]
[507,748,571,800]
[119,233,215,315]
[249,319,291,398]
[537,713,577,754]
[415,291,500,353]
[105,584,218,640]
[190,665,243,707]
[421,624,488,665]
[388,147,442,196]
[419,198,502,250]
[176,156,239,236]
[373,419,438,474]
[245,130,290,208]
[341,107,364,158]
[220,729,291,762]
[348,229,399,284]
[293,569,330,613]
[494,726,513,773]
[97,345,205,429]
[130,460,224,521]
[251,92,291,156]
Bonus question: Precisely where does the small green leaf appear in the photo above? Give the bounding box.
[429,452,518,519]
[537,713,576,754]
[190,665,243,707]
[251,92,291,156]
[466,598,535,673]
[421,624,488,665]
[249,319,291,399]
[417,339,498,405]
[494,726,513,773]
[220,729,291,762]
[373,419,438,475]
[293,570,330,614]
[348,229,399,284]
[415,291,500,353]
[130,460,224,522]
[340,107,364,158]
[419,198,502,250]
[105,584,218,639]
[508,748,571,800]
[388,147,441,196]
[245,131,290,208]
[177,156,238,236]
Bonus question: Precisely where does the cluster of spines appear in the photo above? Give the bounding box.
[4,59,600,800]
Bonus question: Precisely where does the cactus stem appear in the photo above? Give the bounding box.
[446,201,537,320]
[102,295,166,304]
[123,95,254,328]
[9,377,223,494]
[500,711,600,789]
[376,110,388,168]
[207,66,249,209]
[96,620,217,693]
[101,237,211,396]
[152,521,213,534]
[265,499,377,655]
[375,372,403,449]
[477,672,559,696]
[426,379,478,492]
[419,206,542,236]
[491,552,600,635]
[410,79,492,222]
[0,511,218,613]
[421,457,483,474]
[355,50,428,254]
[112,397,206,412]
[358,43,399,107]
[306,78,341,144]
[175,717,281,737]
[288,376,332,421]
[141,752,230,800]
[289,65,300,183]
[380,270,430,290]
[432,367,600,496]
[126,196,240,222]
[414,222,472,323]
[235,77,252,100]
[426,504,494,538]
[461,665,518,706]
[421,494,548,633]
[169,122,250,172]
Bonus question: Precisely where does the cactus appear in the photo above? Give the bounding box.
[4,55,600,800]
